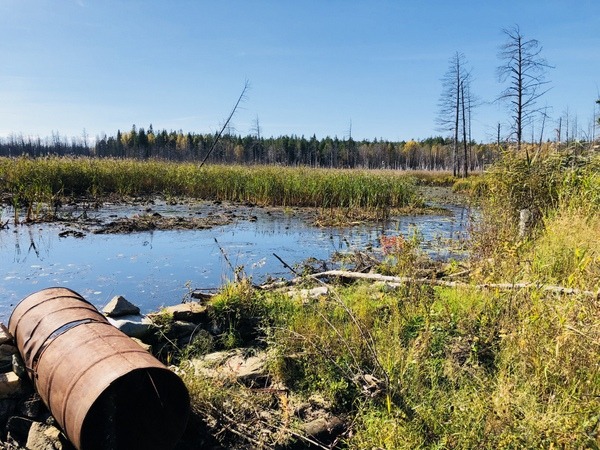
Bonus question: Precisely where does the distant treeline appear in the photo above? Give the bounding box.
[0,126,502,170]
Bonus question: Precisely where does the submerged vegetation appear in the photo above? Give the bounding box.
[172,150,600,448]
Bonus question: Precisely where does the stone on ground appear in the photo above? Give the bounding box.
[26,422,66,450]
[190,349,269,385]
[148,302,210,323]
[0,345,17,373]
[107,315,154,340]
[0,324,13,346]
[0,372,23,399]
[102,295,140,318]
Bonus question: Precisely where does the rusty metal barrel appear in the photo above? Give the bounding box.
[8,287,190,450]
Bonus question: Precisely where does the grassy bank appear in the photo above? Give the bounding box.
[472,151,600,288]
[0,157,424,216]
[174,151,600,448]
[181,283,599,448]
[4,154,596,447]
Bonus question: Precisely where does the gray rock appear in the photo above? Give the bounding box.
[171,321,200,339]
[18,394,44,419]
[518,208,531,239]
[107,315,154,340]
[190,290,215,303]
[0,343,19,373]
[0,372,24,399]
[0,344,18,366]
[0,323,14,346]
[190,349,270,386]
[149,302,210,324]
[302,415,344,441]
[26,422,66,450]
[102,295,140,318]
[12,354,26,380]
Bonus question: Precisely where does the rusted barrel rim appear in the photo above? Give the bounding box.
[9,287,190,450]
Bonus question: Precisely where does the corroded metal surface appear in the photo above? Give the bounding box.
[9,287,189,450]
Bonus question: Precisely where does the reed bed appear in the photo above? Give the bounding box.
[0,157,422,211]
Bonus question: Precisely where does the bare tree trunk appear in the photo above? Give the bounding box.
[565,107,570,146]
[460,81,468,177]
[468,94,473,171]
[454,72,460,177]
[497,25,552,165]
[538,107,548,152]
[263,270,600,300]
[497,123,501,151]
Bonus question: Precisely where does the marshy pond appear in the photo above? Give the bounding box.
[0,194,472,321]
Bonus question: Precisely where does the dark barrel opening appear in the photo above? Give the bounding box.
[81,368,189,450]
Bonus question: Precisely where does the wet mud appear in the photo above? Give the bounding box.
[4,185,465,236]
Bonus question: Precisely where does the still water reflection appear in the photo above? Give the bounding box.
[0,203,471,321]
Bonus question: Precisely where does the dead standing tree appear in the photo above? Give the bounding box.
[436,52,473,177]
[497,25,552,164]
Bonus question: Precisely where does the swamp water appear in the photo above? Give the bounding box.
[0,200,472,321]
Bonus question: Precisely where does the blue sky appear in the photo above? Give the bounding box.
[1,0,599,143]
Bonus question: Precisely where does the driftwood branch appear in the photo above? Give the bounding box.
[273,252,299,276]
[262,270,599,299]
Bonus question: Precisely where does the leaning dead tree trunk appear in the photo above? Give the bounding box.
[199,80,249,168]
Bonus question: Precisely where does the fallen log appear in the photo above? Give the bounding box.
[300,270,599,299]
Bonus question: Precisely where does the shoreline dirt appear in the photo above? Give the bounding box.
[1,186,466,235]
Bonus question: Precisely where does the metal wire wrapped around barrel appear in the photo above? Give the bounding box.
[9,287,190,450]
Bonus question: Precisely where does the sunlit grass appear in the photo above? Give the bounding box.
[0,157,423,214]
[526,208,600,290]
[176,150,600,448]
[182,276,600,448]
